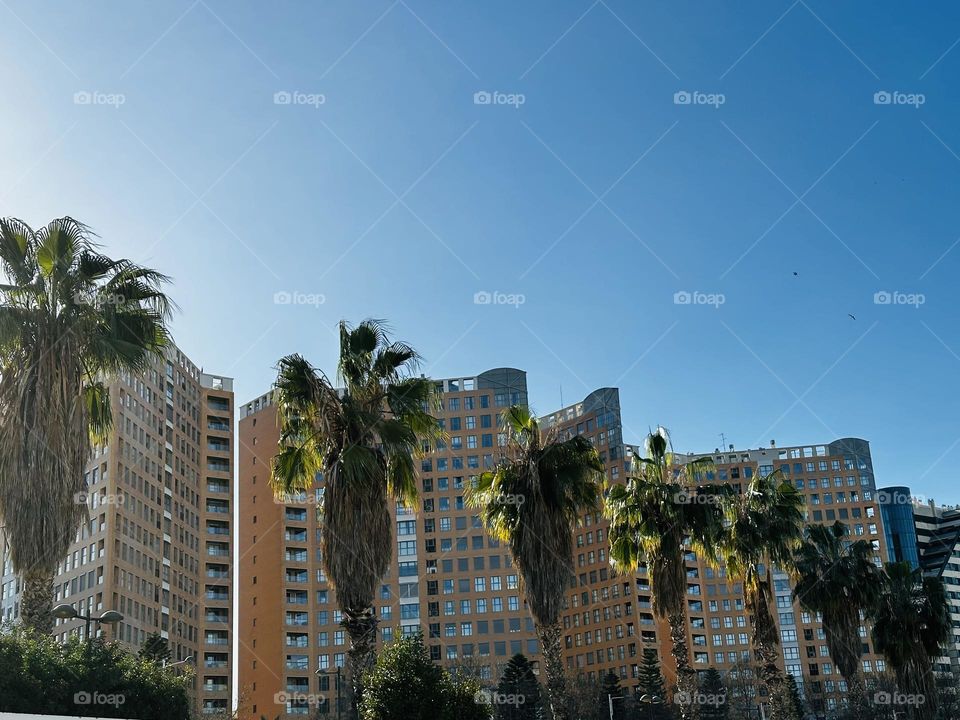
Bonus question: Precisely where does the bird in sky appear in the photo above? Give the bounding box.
[848,314,856,320]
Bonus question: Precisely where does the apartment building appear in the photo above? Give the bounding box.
[237,366,902,719]
[0,344,235,716]
[912,499,960,675]
[239,368,539,717]
[669,438,891,717]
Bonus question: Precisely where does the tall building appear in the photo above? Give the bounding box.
[670,438,892,717]
[237,368,899,720]
[0,344,235,716]
[912,499,960,675]
[239,368,538,718]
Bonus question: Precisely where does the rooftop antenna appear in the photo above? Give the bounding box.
[719,433,727,450]
[560,383,564,408]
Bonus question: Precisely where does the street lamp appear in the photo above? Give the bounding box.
[638,693,663,720]
[163,656,194,670]
[316,665,343,720]
[607,692,627,720]
[52,604,123,646]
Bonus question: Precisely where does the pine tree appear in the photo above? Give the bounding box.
[600,672,625,720]
[699,668,728,720]
[495,653,542,720]
[784,675,806,720]
[138,632,171,664]
[635,649,670,720]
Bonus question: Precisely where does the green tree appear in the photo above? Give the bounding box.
[444,674,492,720]
[715,470,804,720]
[360,632,490,720]
[700,668,729,720]
[0,628,190,718]
[600,671,625,720]
[494,653,542,720]
[783,676,806,720]
[0,217,171,633]
[271,319,441,708]
[605,427,725,720]
[637,648,667,698]
[870,563,950,720]
[467,404,605,720]
[137,632,171,664]
[792,521,881,719]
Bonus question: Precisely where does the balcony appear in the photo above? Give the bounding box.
[207,459,230,473]
[204,654,228,669]
[207,522,229,536]
[206,611,229,623]
[207,417,230,432]
[203,680,229,693]
[207,544,229,556]
[208,440,230,453]
[206,586,229,601]
[207,480,230,494]
[206,500,229,514]
[208,398,230,412]
[206,565,229,579]
[205,634,229,646]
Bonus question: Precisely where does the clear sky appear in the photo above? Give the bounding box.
[2,1,959,504]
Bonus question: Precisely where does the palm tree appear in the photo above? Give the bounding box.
[604,427,724,720]
[870,562,950,720]
[715,470,804,720]
[270,319,441,708]
[0,217,171,633]
[791,521,881,718]
[466,404,605,720]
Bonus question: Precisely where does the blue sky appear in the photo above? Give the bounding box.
[2,1,960,503]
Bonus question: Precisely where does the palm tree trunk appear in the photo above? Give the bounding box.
[536,620,570,720]
[668,610,698,720]
[342,608,378,717]
[748,591,797,720]
[20,567,54,634]
[845,671,869,720]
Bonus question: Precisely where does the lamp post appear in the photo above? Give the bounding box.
[316,665,342,720]
[607,692,626,720]
[163,656,194,670]
[52,604,123,658]
[638,693,663,720]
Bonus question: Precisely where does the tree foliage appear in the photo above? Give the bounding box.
[0,628,190,719]
[137,632,171,664]
[0,216,172,632]
[495,653,542,720]
[360,632,490,720]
